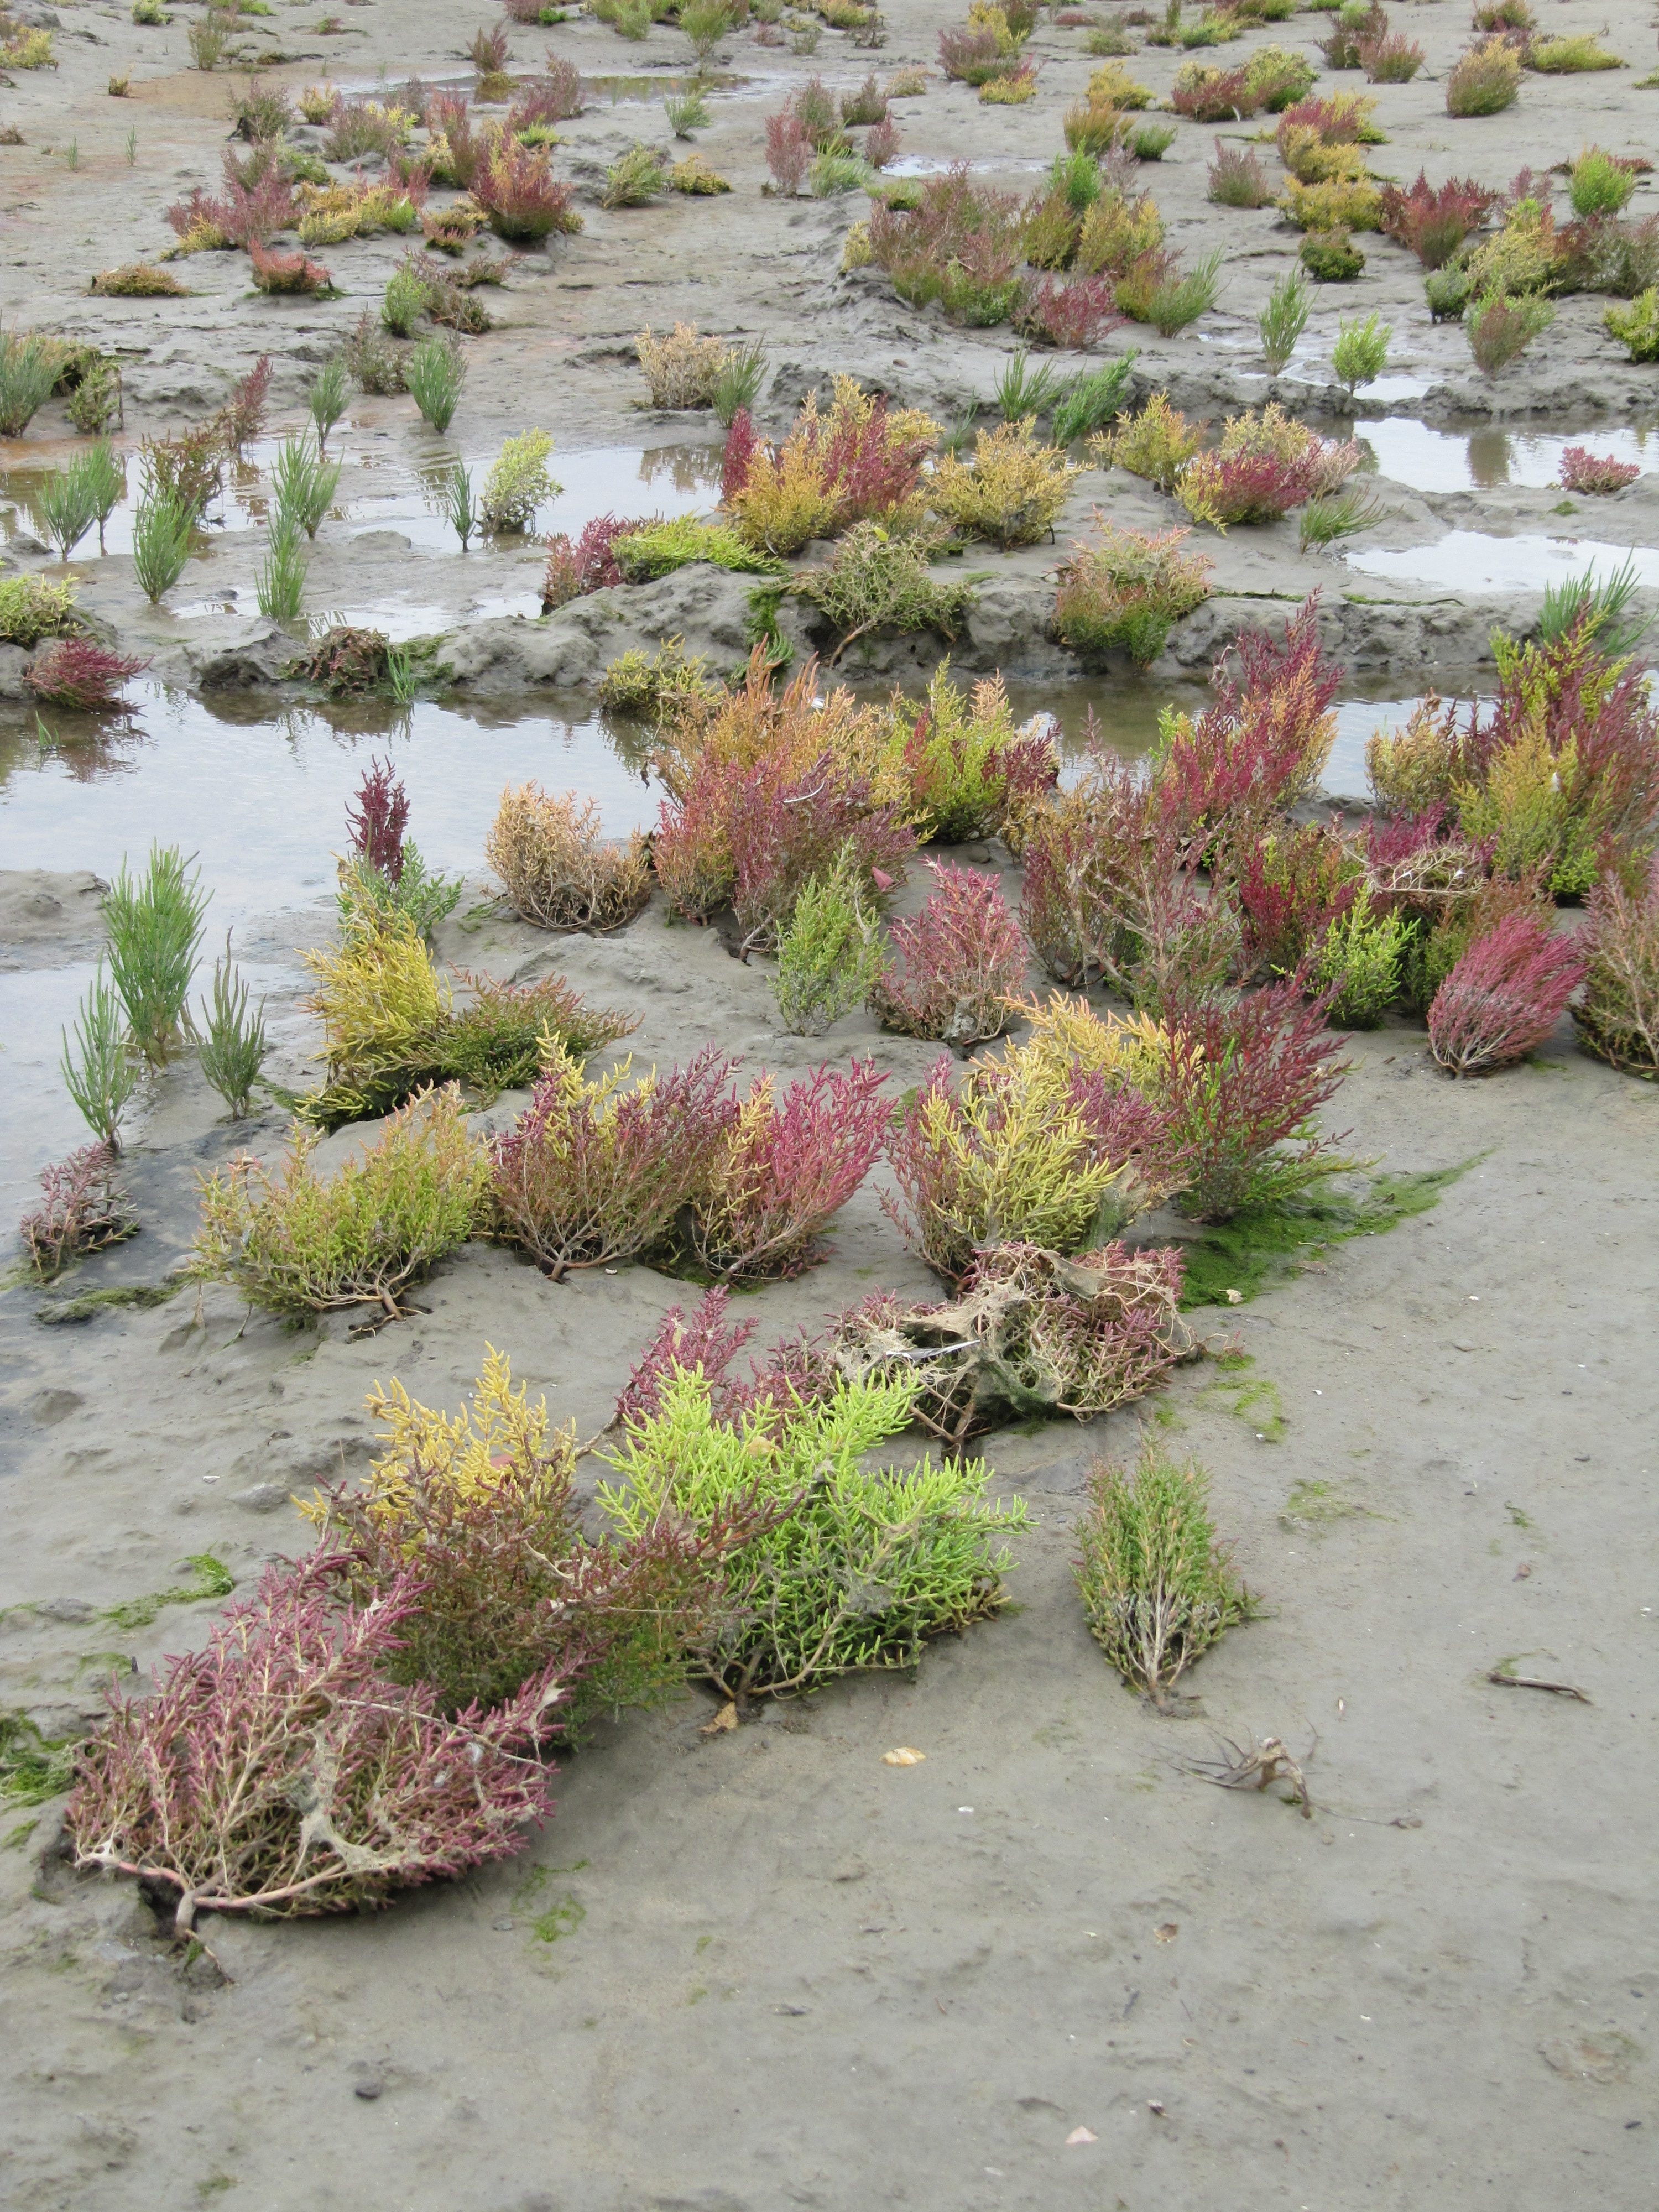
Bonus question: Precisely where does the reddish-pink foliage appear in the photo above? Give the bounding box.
[1185,448,1324,525]
[721,406,758,503]
[540,513,639,608]
[391,149,434,205]
[617,1287,762,1427]
[25,638,149,712]
[346,756,410,881]
[65,1561,559,1936]
[248,239,333,294]
[1558,445,1640,495]
[1160,980,1351,1219]
[1018,735,1156,989]
[691,1059,891,1279]
[651,766,739,923]
[472,138,579,238]
[1172,65,1261,122]
[509,53,582,126]
[425,91,483,189]
[726,752,916,955]
[168,152,297,246]
[1427,911,1585,1074]
[1376,170,1495,267]
[765,108,812,194]
[1234,822,1359,975]
[488,1045,740,1277]
[1155,595,1340,847]
[1275,94,1370,149]
[221,353,273,452]
[867,165,1024,288]
[864,114,901,170]
[20,1141,137,1276]
[871,861,1029,1045]
[1460,628,1659,859]
[1014,272,1124,351]
[938,24,1003,79]
[615,1287,821,1428]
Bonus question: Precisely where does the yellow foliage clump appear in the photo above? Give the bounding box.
[1277,176,1383,233]
[1074,187,1165,278]
[1093,390,1204,491]
[726,375,941,556]
[651,645,909,808]
[1087,59,1152,108]
[928,419,1080,548]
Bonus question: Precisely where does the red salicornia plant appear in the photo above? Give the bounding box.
[1377,170,1495,267]
[20,1141,138,1277]
[872,860,1029,1046]
[1160,980,1353,1218]
[24,638,150,712]
[688,1058,891,1280]
[1427,911,1587,1074]
[488,1044,739,1277]
[65,1561,561,1937]
[1557,445,1640,495]
[346,757,411,881]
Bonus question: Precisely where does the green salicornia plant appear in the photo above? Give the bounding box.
[1073,1440,1248,1702]
[1332,311,1390,395]
[386,641,418,706]
[1150,248,1223,337]
[774,842,881,1035]
[255,517,308,620]
[405,336,465,432]
[126,127,137,165]
[427,458,478,549]
[1298,484,1383,550]
[85,439,126,551]
[36,453,101,560]
[1051,354,1138,445]
[272,434,341,540]
[0,325,63,437]
[103,844,210,1068]
[992,348,1062,422]
[197,935,268,1117]
[131,487,195,602]
[1259,269,1310,374]
[665,86,711,136]
[308,355,349,449]
[1538,555,1651,656]
[61,959,138,1147]
[713,338,766,429]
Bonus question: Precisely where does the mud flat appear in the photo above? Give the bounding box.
[2,2,1657,2207]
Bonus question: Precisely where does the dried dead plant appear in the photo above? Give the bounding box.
[486,785,653,932]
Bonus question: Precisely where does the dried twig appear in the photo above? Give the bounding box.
[1486,1670,1590,1704]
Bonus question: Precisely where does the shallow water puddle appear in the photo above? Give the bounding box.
[0,688,656,1210]
[0,441,722,566]
[1361,417,1657,495]
[1345,530,1659,592]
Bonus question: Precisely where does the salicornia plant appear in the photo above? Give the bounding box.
[36,453,101,560]
[103,843,210,1066]
[85,439,125,552]
[197,935,268,1117]
[1051,353,1138,445]
[1332,311,1390,396]
[426,458,478,550]
[992,348,1062,423]
[713,338,766,429]
[774,842,881,1035]
[131,486,194,602]
[1259,269,1310,374]
[271,433,341,540]
[255,517,308,620]
[664,85,711,136]
[61,959,137,1147]
[405,335,465,432]
[308,354,349,449]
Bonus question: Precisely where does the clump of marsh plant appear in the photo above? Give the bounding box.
[197,935,269,1117]
[713,338,766,429]
[425,458,478,550]
[869,859,1026,1047]
[131,486,195,603]
[271,434,341,540]
[405,335,466,432]
[486,784,653,931]
[20,1141,138,1279]
[36,452,103,560]
[1332,311,1389,395]
[255,518,308,621]
[194,1086,487,1322]
[598,1370,1026,1703]
[481,429,561,531]
[1073,1439,1248,1703]
[1258,268,1310,374]
[1427,912,1586,1075]
[1574,858,1659,1076]
[308,355,349,449]
[103,843,210,1067]
[60,963,138,1149]
[773,841,882,1035]
[0,323,64,436]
